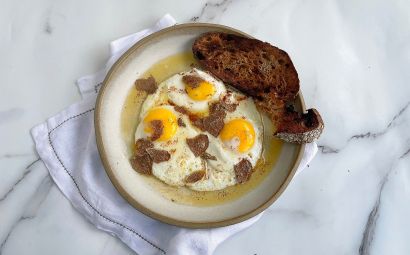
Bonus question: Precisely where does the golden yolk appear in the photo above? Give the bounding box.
[220,119,256,153]
[143,108,177,141]
[185,81,216,101]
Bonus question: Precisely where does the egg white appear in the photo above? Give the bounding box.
[166,68,226,113]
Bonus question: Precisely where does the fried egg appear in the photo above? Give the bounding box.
[135,105,206,186]
[188,91,263,191]
[166,68,226,112]
[135,69,263,192]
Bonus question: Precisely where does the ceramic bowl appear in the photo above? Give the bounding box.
[95,23,305,228]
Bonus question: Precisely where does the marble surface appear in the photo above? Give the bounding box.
[1,0,410,254]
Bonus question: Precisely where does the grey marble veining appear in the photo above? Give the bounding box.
[359,173,388,255]
[191,0,233,22]
[1,0,410,254]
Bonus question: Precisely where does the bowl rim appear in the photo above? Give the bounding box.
[95,22,306,228]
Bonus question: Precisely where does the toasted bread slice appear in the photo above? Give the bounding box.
[192,32,324,143]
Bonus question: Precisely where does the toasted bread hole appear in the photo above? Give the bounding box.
[255,95,263,101]
[224,68,233,74]
[226,34,235,41]
[195,51,205,60]
[278,59,285,64]
[262,53,271,61]
[304,118,313,127]
[304,110,316,127]
[285,63,290,68]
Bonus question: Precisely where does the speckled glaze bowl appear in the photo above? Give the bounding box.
[95,23,305,228]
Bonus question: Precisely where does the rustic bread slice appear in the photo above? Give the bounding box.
[192,32,324,143]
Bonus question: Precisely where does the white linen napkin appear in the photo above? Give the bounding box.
[31,14,318,255]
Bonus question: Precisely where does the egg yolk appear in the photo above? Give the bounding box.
[220,119,256,153]
[143,108,177,141]
[185,81,216,101]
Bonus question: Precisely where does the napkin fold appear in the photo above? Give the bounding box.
[31,14,317,255]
